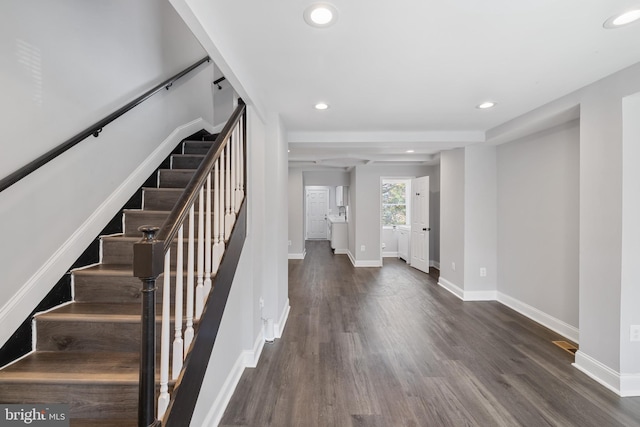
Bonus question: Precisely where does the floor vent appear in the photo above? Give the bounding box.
[552,340,578,355]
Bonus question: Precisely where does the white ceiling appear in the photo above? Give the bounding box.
[206,0,640,168]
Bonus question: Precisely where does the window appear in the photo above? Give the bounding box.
[381,179,411,227]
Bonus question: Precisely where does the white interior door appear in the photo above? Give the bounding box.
[411,176,430,273]
[306,188,329,239]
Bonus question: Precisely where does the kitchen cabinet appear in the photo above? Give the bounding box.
[328,216,348,253]
[397,225,411,263]
[336,186,349,206]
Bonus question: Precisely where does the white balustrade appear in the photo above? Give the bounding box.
[155,116,245,419]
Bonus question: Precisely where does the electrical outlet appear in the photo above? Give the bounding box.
[288,240,292,246]
[259,297,264,309]
[451,261,456,271]
[631,325,640,342]
[360,245,366,252]
[480,267,487,277]
[381,243,386,249]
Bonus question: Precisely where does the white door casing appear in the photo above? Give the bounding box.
[411,176,430,273]
[306,188,329,239]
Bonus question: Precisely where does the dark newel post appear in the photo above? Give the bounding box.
[133,226,164,427]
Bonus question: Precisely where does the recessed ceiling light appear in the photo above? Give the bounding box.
[304,3,338,28]
[315,102,329,110]
[604,9,640,28]
[477,101,496,109]
[406,150,415,153]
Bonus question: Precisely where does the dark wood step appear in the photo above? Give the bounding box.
[73,264,192,304]
[0,352,139,419]
[158,169,195,188]
[100,235,221,266]
[182,140,214,155]
[0,351,173,420]
[142,187,219,211]
[122,209,216,237]
[34,303,174,352]
[171,154,205,169]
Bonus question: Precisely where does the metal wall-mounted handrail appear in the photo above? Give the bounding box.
[0,56,211,193]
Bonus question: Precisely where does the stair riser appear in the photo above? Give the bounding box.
[123,211,217,236]
[0,383,138,419]
[142,189,219,211]
[74,273,191,304]
[101,236,224,266]
[158,170,195,188]
[182,141,213,155]
[36,318,177,353]
[171,155,205,169]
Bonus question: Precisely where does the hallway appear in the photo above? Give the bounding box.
[221,241,640,426]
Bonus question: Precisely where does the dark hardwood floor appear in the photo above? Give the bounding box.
[220,240,640,426]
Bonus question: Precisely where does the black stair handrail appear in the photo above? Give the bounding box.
[0,56,211,193]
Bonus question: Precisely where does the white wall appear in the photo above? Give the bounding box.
[497,121,579,328]
[0,0,212,346]
[429,164,441,265]
[303,170,350,216]
[440,149,466,288]
[464,146,498,294]
[621,92,640,377]
[287,168,304,257]
[351,164,435,266]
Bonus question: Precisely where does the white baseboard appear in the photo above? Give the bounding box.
[437,277,464,300]
[430,260,440,269]
[497,292,579,343]
[288,251,306,260]
[275,300,290,339]
[383,251,398,258]
[347,250,382,267]
[202,332,265,427]
[334,248,348,254]
[573,351,640,397]
[0,118,212,347]
[464,290,498,301]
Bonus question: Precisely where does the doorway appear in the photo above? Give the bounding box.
[305,187,329,239]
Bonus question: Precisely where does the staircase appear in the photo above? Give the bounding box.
[0,136,220,427]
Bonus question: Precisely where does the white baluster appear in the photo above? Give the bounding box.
[224,140,235,239]
[212,158,221,274]
[235,119,244,211]
[158,249,171,418]
[195,188,205,319]
[230,131,237,219]
[184,206,195,352]
[172,226,184,379]
[219,151,226,257]
[204,172,212,296]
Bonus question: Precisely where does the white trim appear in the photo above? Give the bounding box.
[497,292,579,343]
[274,300,290,339]
[438,277,464,300]
[573,351,640,397]
[382,251,399,258]
[334,248,348,255]
[244,332,265,369]
[0,119,213,347]
[201,334,261,427]
[288,251,306,260]
[430,260,440,269]
[621,373,640,397]
[347,250,382,267]
[464,290,498,301]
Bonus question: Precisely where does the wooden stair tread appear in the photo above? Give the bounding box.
[35,303,164,322]
[0,351,141,384]
[72,263,133,276]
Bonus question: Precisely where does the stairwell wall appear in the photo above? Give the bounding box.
[0,0,214,346]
